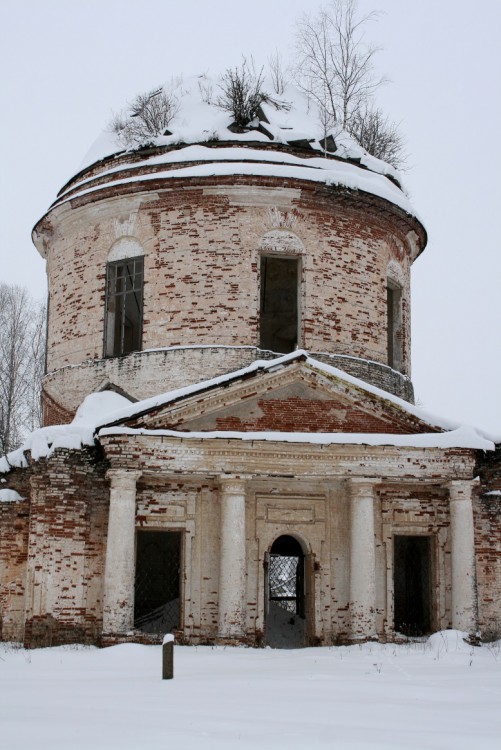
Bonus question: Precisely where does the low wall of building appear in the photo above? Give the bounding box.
[42,346,414,426]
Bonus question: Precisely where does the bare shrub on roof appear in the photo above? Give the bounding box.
[111,84,181,149]
[198,73,214,105]
[217,58,291,131]
[217,59,267,130]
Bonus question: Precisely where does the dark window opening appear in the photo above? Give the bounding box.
[260,256,299,353]
[104,257,143,357]
[387,282,402,370]
[394,535,432,636]
[134,530,181,634]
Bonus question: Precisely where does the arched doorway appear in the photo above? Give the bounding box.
[265,535,308,648]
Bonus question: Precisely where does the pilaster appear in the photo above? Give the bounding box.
[349,477,377,639]
[218,476,247,639]
[102,469,141,635]
[449,480,477,632]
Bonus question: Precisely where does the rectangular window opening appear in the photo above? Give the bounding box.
[387,282,402,370]
[260,256,299,354]
[104,257,143,357]
[134,530,181,634]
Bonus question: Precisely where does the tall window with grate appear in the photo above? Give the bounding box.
[104,257,144,357]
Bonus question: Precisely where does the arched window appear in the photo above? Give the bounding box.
[104,238,144,358]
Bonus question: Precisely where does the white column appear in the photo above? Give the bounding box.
[449,480,477,633]
[218,476,247,639]
[103,469,141,634]
[349,478,377,639]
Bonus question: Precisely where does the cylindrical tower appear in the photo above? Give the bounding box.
[32,79,426,425]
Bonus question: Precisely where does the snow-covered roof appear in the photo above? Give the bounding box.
[80,76,402,181]
[97,350,457,430]
[39,75,423,228]
[99,424,492,451]
[0,351,494,474]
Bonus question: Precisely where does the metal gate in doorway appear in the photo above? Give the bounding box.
[266,535,306,648]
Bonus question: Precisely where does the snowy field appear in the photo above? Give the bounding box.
[1,631,500,750]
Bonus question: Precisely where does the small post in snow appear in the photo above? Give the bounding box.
[162,633,174,680]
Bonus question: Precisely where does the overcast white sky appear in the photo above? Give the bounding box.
[0,0,499,436]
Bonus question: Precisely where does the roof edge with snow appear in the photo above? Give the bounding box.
[0,351,495,475]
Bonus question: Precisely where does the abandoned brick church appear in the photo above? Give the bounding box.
[1,79,499,647]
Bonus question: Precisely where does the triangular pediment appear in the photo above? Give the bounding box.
[114,357,440,436]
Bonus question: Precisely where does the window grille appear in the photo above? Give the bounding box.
[269,554,299,613]
[104,257,143,357]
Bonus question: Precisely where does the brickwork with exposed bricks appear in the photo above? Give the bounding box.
[36,174,420,421]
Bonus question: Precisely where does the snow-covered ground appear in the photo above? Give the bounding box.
[1,631,499,750]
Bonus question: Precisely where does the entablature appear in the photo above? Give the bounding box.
[99,433,476,482]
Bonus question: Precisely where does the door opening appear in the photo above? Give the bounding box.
[134,530,181,634]
[266,535,306,648]
[394,535,432,636]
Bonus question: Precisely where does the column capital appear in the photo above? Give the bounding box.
[218,475,251,494]
[106,468,142,487]
[347,477,378,499]
[447,479,475,502]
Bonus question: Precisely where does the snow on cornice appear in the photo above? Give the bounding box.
[95,350,461,432]
[52,145,417,219]
[0,351,494,474]
[97,424,492,451]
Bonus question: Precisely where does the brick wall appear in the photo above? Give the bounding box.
[0,469,31,642]
[23,448,109,648]
[37,172,420,422]
[475,445,501,639]
[379,485,451,636]
[42,346,414,427]
[3,437,498,647]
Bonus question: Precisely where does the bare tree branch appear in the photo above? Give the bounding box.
[268,51,289,95]
[0,284,46,454]
[348,105,406,169]
[294,0,405,167]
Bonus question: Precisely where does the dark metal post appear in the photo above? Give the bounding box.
[162,634,174,679]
